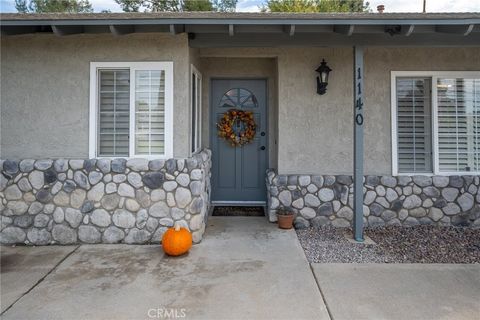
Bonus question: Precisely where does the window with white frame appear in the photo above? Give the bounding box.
[392,72,480,175]
[89,62,173,159]
[191,65,202,154]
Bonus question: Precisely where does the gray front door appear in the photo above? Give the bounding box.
[210,79,268,203]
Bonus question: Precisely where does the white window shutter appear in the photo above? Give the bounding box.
[98,70,130,157]
[134,70,166,155]
[396,78,433,173]
[437,78,480,172]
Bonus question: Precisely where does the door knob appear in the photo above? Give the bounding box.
[261,132,266,136]
[260,146,266,150]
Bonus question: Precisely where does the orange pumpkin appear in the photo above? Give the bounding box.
[161,224,192,256]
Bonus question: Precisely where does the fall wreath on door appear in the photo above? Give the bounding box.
[217,109,256,147]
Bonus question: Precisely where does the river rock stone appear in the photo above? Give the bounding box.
[103,226,125,243]
[88,171,103,185]
[124,228,151,244]
[87,182,105,202]
[304,194,320,207]
[337,207,353,220]
[443,203,461,216]
[403,195,422,209]
[433,176,449,188]
[34,160,53,171]
[27,228,51,245]
[111,158,127,173]
[53,207,64,223]
[146,218,159,232]
[136,209,149,228]
[74,171,89,189]
[52,225,77,244]
[149,159,165,171]
[53,191,70,206]
[428,207,443,221]
[449,176,464,188]
[125,199,140,212]
[294,217,310,229]
[300,207,316,219]
[65,208,83,228]
[36,189,53,204]
[28,202,43,215]
[1,227,26,244]
[63,180,76,193]
[69,160,84,170]
[44,168,57,184]
[127,159,149,171]
[14,215,34,228]
[142,172,165,189]
[97,159,111,174]
[19,159,35,173]
[80,200,95,213]
[442,188,459,202]
[175,188,192,209]
[34,214,50,228]
[278,190,292,207]
[149,202,170,218]
[118,183,134,198]
[457,193,474,211]
[71,189,86,208]
[78,226,101,243]
[127,172,142,188]
[332,218,350,227]
[5,185,22,200]
[101,194,120,211]
[423,186,440,198]
[112,209,135,228]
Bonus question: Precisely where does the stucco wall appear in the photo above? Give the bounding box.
[364,47,480,175]
[1,33,191,159]
[198,57,278,169]
[2,40,480,175]
[200,47,480,175]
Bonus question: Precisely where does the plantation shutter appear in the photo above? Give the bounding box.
[437,78,480,172]
[98,70,130,156]
[396,78,433,173]
[134,70,165,155]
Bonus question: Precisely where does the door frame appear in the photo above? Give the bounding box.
[209,77,269,206]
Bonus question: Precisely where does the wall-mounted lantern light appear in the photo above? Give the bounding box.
[316,59,332,95]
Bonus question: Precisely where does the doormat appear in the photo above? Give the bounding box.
[212,206,265,217]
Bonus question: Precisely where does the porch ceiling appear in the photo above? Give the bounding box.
[1,12,480,47]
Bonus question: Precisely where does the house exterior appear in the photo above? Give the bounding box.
[1,12,479,245]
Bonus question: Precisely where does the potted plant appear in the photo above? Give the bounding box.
[276,207,295,229]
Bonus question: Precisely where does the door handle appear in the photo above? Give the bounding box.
[261,132,266,136]
[260,146,266,150]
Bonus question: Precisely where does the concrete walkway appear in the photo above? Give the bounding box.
[2,218,479,320]
[312,263,480,320]
[1,217,329,320]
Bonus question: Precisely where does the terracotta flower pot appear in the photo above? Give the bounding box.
[277,213,295,229]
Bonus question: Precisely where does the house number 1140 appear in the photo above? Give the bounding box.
[355,67,364,126]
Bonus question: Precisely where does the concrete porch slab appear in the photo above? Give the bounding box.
[1,217,329,320]
[312,263,480,320]
[0,245,78,313]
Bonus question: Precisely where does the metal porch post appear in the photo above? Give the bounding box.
[353,46,364,242]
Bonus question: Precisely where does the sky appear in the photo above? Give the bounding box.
[0,0,479,13]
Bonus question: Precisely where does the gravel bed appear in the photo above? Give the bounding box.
[296,226,480,264]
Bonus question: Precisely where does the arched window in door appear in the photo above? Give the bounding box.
[219,88,258,108]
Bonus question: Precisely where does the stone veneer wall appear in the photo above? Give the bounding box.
[0,149,211,245]
[266,170,480,228]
